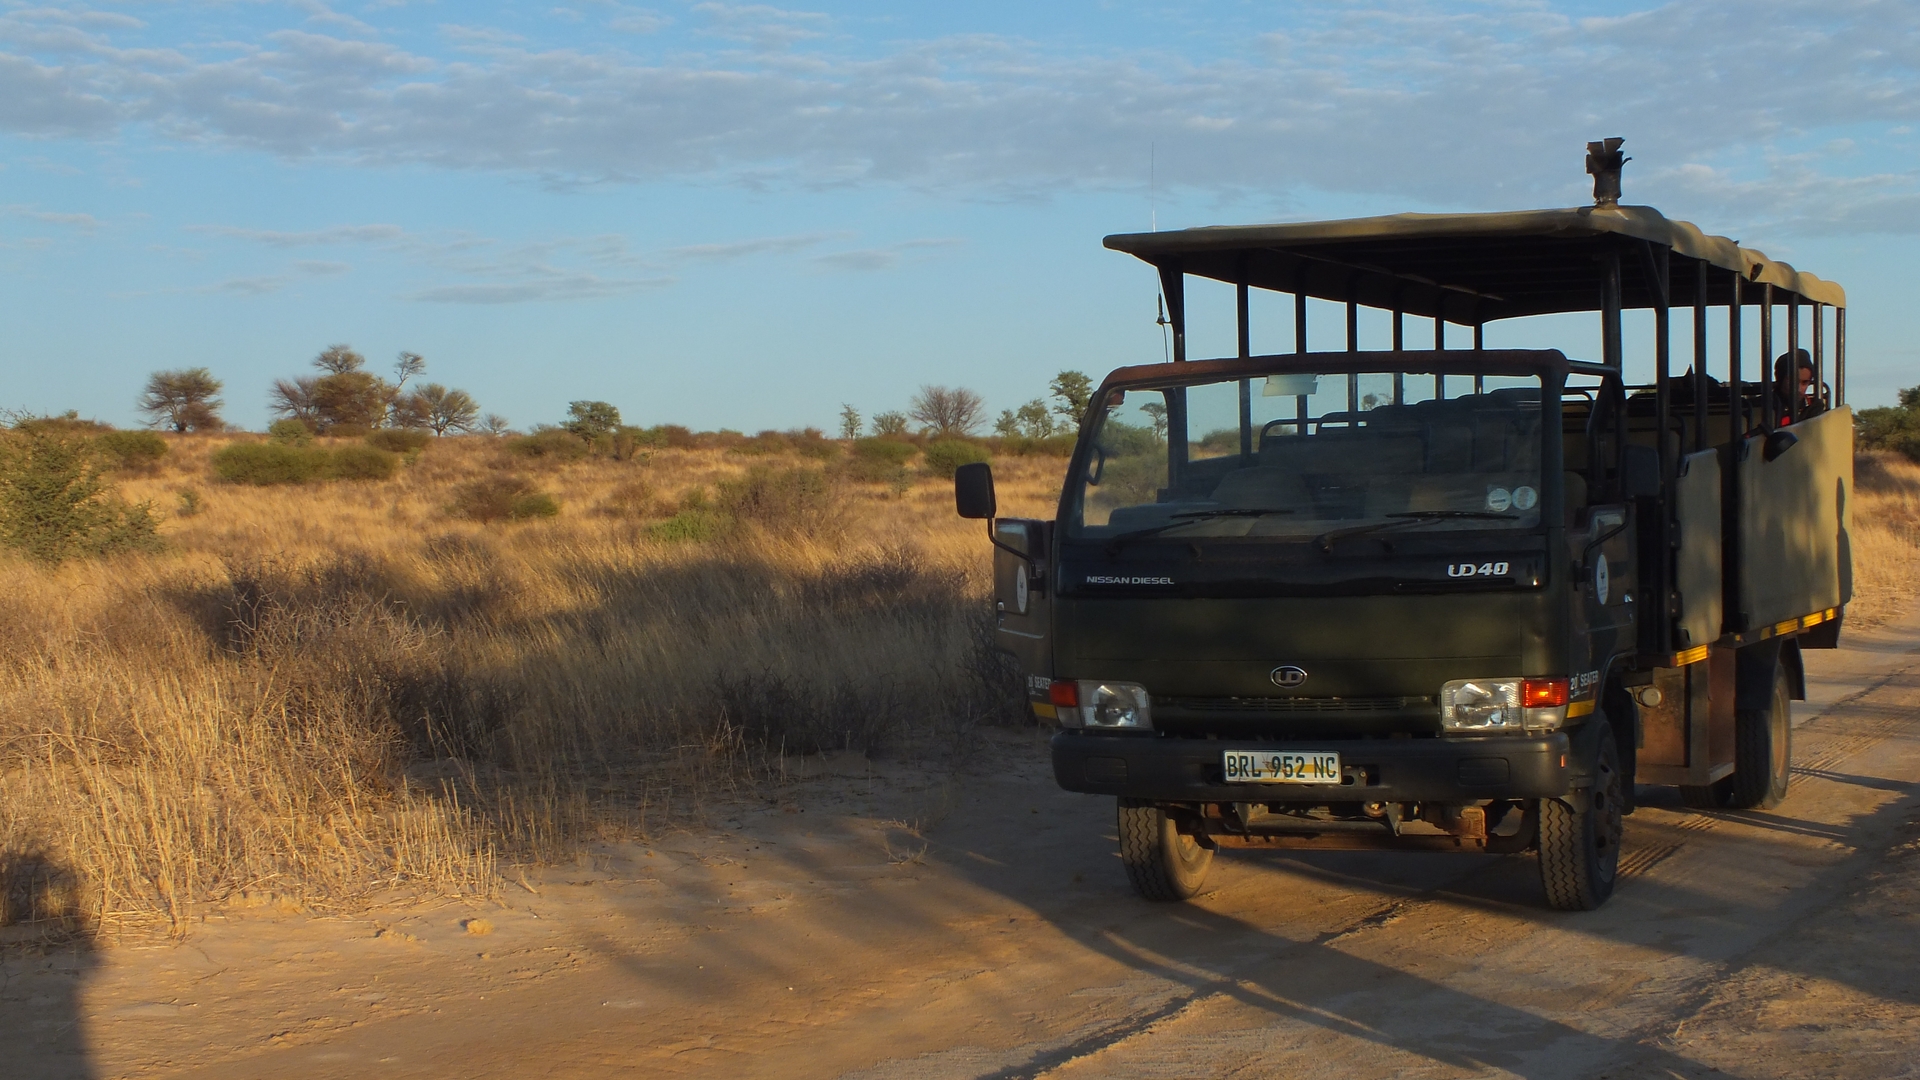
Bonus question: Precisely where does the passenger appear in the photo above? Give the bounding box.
[1771,349,1824,424]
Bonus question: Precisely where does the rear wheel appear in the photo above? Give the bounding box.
[1722,665,1792,810]
[1117,800,1212,901]
[1538,719,1624,910]
[1676,664,1792,810]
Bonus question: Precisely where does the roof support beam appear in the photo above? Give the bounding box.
[1159,263,1186,363]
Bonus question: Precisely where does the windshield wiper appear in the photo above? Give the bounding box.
[1103,508,1296,554]
[1314,510,1517,553]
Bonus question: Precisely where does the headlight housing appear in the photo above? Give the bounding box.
[1440,677,1567,734]
[1050,680,1152,730]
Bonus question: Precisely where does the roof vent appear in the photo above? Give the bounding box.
[1586,138,1628,208]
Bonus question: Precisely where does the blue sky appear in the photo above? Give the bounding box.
[3,0,1917,433]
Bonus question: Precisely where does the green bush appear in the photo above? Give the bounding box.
[852,437,917,464]
[326,444,399,481]
[213,442,327,485]
[505,427,590,461]
[366,428,431,453]
[96,430,169,470]
[1858,396,1920,464]
[647,509,724,542]
[449,475,561,523]
[996,433,1078,458]
[920,439,993,479]
[0,428,161,562]
[268,419,314,445]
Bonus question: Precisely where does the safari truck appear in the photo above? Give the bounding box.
[954,141,1853,910]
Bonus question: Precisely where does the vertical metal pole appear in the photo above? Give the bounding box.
[1294,288,1308,432]
[1433,312,1446,399]
[1786,297,1800,423]
[1811,303,1824,410]
[1159,264,1186,364]
[1725,268,1744,633]
[1346,299,1360,423]
[1392,308,1405,404]
[1602,249,1625,499]
[1836,307,1847,406]
[1759,284,1774,432]
[1237,280,1253,459]
[1693,260,1709,453]
[1472,323,1485,393]
[1653,244,1673,655]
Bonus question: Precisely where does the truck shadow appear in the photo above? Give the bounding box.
[0,851,99,1080]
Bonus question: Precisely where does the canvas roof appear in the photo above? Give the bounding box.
[1104,205,1844,324]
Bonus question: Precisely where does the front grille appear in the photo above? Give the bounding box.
[1159,695,1433,714]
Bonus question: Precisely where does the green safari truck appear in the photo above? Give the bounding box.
[954,142,1853,910]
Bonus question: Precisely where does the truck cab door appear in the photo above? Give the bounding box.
[991,518,1053,704]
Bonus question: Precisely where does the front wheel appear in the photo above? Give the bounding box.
[1538,719,1624,910]
[1117,800,1213,901]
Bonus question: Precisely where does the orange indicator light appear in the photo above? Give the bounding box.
[1521,678,1569,708]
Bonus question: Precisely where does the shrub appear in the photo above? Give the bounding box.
[996,433,1078,458]
[0,428,161,562]
[366,428,431,453]
[646,509,724,542]
[213,442,327,485]
[505,427,590,462]
[96,430,169,470]
[851,437,917,465]
[326,444,400,481]
[268,419,315,445]
[716,466,843,534]
[449,475,561,523]
[595,480,660,519]
[920,439,992,479]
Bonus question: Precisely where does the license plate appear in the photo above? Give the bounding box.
[1223,751,1343,784]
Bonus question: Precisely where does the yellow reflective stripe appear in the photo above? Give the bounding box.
[1773,618,1800,635]
[1567,700,1596,718]
[1674,645,1710,666]
[1031,703,1058,719]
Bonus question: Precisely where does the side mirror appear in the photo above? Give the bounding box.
[954,462,997,519]
[1762,428,1799,463]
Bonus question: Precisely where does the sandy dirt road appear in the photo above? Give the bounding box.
[8,615,1920,1080]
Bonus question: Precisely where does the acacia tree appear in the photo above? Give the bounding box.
[1050,371,1094,433]
[563,401,622,442]
[405,384,481,435]
[138,368,225,432]
[908,385,985,438]
[271,345,393,431]
[268,377,320,428]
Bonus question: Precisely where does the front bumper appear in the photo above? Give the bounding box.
[1051,730,1572,803]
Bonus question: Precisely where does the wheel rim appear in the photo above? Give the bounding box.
[1771,681,1791,784]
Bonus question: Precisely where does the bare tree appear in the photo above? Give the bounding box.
[268,376,320,427]
[406,384,481,435]
[393,351,425,388]
[480,413,512,436]
[314,344,366,376]
[908,385,986,438]
[138,368,225,432]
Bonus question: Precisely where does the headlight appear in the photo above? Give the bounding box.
[1050,680,1152,729]
[1440,677,1567,734]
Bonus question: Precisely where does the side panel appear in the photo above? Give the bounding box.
[1674,450,1722,649]
[1738,407,1853,629]
[990,519,1053,714]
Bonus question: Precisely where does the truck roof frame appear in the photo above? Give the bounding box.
[1105,205,1844,324]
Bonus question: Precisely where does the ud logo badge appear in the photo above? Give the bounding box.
[1269,666,1309,689]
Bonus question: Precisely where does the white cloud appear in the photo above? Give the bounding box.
[7,2,1912,235]
[405,273,674,303]
[5,206,100,230]
[294,259,351,274]
[666,231,843,260]
[188,223,407,246]
[810,237,963,272]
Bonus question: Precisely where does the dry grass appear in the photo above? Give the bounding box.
[0,434,1065,937]
[3,433,1913,939]
[1850,451,1920,628]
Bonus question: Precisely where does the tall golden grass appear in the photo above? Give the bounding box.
[0,434,1064,935]
[2,435,1914,937]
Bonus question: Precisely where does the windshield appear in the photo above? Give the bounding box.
[1069,369,1546,542]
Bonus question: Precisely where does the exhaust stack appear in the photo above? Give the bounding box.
[1585,137,1628,207]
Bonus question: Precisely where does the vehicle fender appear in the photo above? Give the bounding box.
[1735,638,1800,710]
[1563,712,1613,790]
